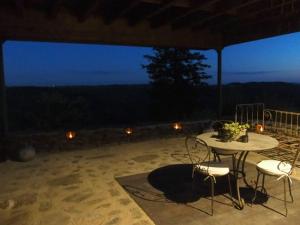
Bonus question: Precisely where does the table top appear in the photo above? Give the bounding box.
[197,132,279,152]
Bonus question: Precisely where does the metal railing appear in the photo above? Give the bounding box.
[235,103,265,129]
[235,103,300,167]
[264,109,300,137]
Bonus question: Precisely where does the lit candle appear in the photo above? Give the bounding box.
[256,124,264,133]
[173,122,182,131]
[125,128,133,135]
[66,131,76,140]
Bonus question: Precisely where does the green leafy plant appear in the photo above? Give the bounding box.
[220,122,250,141]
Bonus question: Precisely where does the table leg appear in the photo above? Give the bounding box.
[214,150,251,209]
[232,151,250,209]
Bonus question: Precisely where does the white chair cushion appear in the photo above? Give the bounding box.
[257,160,292,176]
[195,162,230,176]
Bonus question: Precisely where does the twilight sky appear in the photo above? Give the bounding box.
[3,32,300,86]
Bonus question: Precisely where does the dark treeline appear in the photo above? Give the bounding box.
[6,82,300,132]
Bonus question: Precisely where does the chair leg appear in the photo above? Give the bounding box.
[288,178,294,203]
[227,174,234,207]
[210,176,214,216]
[252,171,261,205]
[213,153,217,162]
[213,152,221,162]
[216,154,221,162]
[283,178,288,217]
[192,165,195,179]
[261,174,265,191]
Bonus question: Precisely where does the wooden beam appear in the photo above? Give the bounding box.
[215,0,299,32]
[0,41,8,137]
[145,0,175,20]
[47,0,64,18]
[0,7,222,50]
[223,10,300,46]
[15,0,25,16]
[79,0,102,22]
[217,48,222,119]
[171,0,220,28]
[129,0,176,27]
[118,0,141,18]
[191,0,261,30]
[105,0,141,25]
[227,8,300,36]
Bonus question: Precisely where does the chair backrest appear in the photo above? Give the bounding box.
[185,136,210,166]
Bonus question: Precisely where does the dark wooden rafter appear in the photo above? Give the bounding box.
[0,0,300,49]
[215,0,299,32]
[47,0,64,18]
[191,0,262,30]
[127,0,177,27]
[14,0,25,16]
[224,7,300,46]
[225,1,300,35]
[145,0,176,20]
[171,0,220,28]
[119,0,141,18]
[105,0,142,24]
[78,0,102,22]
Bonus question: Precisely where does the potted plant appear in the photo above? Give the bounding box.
[218,122,250,142]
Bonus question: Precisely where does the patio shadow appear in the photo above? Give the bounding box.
[147,164,232,204]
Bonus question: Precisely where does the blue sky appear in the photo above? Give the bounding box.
[3,32,300,86]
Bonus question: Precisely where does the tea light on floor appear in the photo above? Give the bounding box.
[66,130,76,140]
[256,124,264,133]
[173,122,182,131]
[125,127,133,135]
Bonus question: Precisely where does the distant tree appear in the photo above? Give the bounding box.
[142,47,211,120]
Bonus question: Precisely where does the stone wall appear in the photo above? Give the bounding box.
[1,120,212,156]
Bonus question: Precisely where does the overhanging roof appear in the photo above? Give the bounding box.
[1,0,300,49]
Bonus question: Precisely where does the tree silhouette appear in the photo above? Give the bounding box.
[142,47,211,120]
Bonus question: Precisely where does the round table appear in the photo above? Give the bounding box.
[198,132,279,152]
[197,132,279,209]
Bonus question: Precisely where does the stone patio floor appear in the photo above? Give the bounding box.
[0,137,299,225]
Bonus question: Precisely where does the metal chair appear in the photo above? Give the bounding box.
[252,148,300,216]
[185,136,234,215]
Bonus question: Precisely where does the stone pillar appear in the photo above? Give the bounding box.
[0,41,8,137]
[217,48,223,119]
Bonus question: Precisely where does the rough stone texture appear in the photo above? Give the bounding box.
[1,121,211,154]
[4,211,32,225]
[40,212,70,225]
[103,217,120,225]
[48,174,81,186]
[13,193,37,208]
[0,136,296,225]
[132,155,159,163]
[39,201,52,212]
[63,191,93,203]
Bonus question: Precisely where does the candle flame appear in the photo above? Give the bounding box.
[66,131,76,140]
[125,128,133,135]
[173,122,182,130]
[256,124,264,133]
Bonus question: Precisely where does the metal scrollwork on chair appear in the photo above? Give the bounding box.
[252,147,300,216]
[185,136,234,215]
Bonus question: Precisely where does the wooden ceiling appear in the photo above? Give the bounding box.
[0,0,300,49]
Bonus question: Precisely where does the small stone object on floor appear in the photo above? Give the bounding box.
[17,145,36,162]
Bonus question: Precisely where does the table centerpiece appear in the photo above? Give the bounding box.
[217,122,250,142]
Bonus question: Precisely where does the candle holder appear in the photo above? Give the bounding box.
[256,124,264,133]
[125,127,133,135]
[66,131,76,140]
[173,122,182,131]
